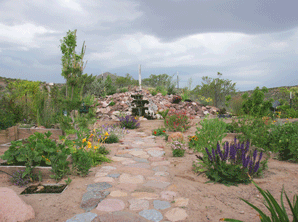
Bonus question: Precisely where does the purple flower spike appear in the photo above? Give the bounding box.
[216,143,224,161]
[253,161,260,173]
[212,148,216,161]
[253,149,257,162]
[205,148,213,162]
[258,151,263,162]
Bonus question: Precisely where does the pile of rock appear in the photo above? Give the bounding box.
[95,87,219,121]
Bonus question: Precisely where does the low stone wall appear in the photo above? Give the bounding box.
[0,127,63,144]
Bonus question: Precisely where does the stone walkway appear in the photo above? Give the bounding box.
[66,131,189,222]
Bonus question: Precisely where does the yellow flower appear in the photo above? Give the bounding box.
[93,129,96,132]
[94,146,98,150]
[87,141,92,149]
[89,134,94,138]
[82,138,86,143]
[104,132,109,136]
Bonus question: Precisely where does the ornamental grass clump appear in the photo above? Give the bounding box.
[171,140,188,157]
[196,137,268,186]
[118,115,140,129]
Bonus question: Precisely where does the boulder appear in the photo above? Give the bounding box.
[0,187,35,222]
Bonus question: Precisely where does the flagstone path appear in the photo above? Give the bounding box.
[66,131,189,222]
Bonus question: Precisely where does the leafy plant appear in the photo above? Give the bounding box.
[194,138,268,186]
[152,128,167,137]
[49,152,70,182]
[269,121,298,162]
[242,86,273,117]
[71,148,92,176]
[64,177,72,185]
[10,169,31,187]
[118,115,140,129]
[104,133,119,144]
[190,118,227,152]
[164,111,191,132]
[88,148,111,167]
[157,109,169,119]
[171,141,187,157]
[221,180,298,222]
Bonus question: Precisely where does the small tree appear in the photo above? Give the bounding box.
[193,72,236,108]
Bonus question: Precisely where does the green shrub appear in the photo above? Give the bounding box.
[229,95,244,116]
[0,110,15,130]
[152,127,167,137]
[119,87,128,93]
[269,121,298,162]
[50,152,70,182]
[190,118,227,152]
[164,111,191,132]
[71,149,92,176]
[151,90,157,96]
[242,86,273,117]
[88,148,111,167]
[104,133,119,143]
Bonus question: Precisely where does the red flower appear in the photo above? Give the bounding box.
[154,131,157,134]
[163,131,165,133]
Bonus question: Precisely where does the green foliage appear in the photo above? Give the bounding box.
[230,116,272,152]
[152,128,167,137]
[115,73,138,89]
[181,88,190,102]
[0,109,16,130]
[88,148,111,167]
[222,180,298,222]
[1,131,69,178]
[269,121,298,162]
[104,133,119,143]
[156,85,167,96]
[229,95,244,116]
[50,152,70,182]
[71,148,92,176]
[119,87,128,93]
[164,111,191,132]
[104,75,117,95]
[192,72,236,108]
[64,177,72,185]
[190,118,227,152]
[142,73,173,88]
[242,86,273,117]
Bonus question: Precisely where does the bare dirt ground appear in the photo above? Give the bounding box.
[1,117,298,222]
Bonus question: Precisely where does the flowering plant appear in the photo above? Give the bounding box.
[118,115,140,129]
[171,140,188,157]
[94,124,128,143]
[10,169,31,187]
[164,111,191,132]
[195,138,268,186]
[172,95,182,104]
[152,127,167,137]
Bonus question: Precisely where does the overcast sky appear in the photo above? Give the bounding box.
[0,0,297,91]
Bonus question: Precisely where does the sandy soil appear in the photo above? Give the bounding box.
[1,117,298,222]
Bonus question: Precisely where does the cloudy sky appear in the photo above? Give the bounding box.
[0,0,297,91]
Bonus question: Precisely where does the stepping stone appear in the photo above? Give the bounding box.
[134,187,156,193]
[145,148,164,152]
[119,167,155,176]
[94,177,115,183]
[66,212,97,222]
[96,199,125,212]
[126,163,151,169]
[148,157,166,162]
[154,171,169,177]
[107,173,120,178]
[116,150,131,155]
[109,190,127,197]
[152,166,168,172]
[116,183,138,192]
[129,150,148,157]
[131,192,159,200]
[153,200,171,210]
[121,159,137,165]
[160,191,177,201]
[133,157,149,163]
[139,209,163,222]
[147,176,169,182]
[165,208,188,222]
[167,184,178,192]
[174,197,189,207]
[151,161,170,167]
[80,191,110,212]
[87,182,112,192]
[128,199,149,211]
[144,180,171,189]
[119,173,144,184]
[95,172,108,177]
[116,153,133,158]
[112,156,129,162]
[92,211,147,222]
[147,150,165,157]
[100,166,116,171]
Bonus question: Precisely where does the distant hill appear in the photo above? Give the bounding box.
[96,72,117,81]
